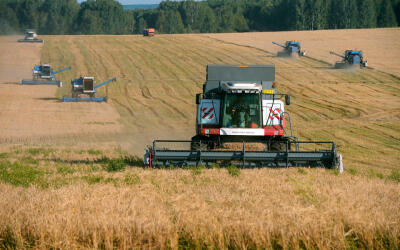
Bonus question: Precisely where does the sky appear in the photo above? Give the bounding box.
[112,0,161,3]
[78,0,163,4]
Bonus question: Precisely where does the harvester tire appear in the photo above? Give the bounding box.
[190,135,208,151]
[270,141,286,152]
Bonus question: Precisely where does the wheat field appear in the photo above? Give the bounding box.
[0,29,399,248]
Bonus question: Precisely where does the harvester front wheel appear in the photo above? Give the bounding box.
[270,141,287,152]
[190,135,208,151]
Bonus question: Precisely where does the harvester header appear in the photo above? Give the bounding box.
[145,64,342,169]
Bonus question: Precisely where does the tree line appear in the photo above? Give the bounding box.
[0,0,398,35]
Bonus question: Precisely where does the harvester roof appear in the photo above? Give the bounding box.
[204,65,275,95]
[286,41,300,47]
[346,50,363,56]
[221,82,262,93]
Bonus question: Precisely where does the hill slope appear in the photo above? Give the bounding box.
[37,32,400,175]
[0,30,399,249]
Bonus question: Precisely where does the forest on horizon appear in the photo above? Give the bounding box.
[0,0,399,35]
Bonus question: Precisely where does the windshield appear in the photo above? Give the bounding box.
[27,33,34,38]
[42,66,51,75]
[222,93,261,128]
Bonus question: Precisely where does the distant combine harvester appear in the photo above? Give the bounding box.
[143,28,155,37]
[18,29,43,43]
[330,50,368,69]
[272,41,306,57]
[21,64,71,86]
[62,76,116,102]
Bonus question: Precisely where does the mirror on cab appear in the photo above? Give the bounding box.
[285,95,291,105]
[196,93,202,104]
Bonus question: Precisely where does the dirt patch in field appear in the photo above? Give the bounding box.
[0,36,42,83]
[0,36,122,149]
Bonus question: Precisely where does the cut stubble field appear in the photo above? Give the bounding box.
[0,29,399,248]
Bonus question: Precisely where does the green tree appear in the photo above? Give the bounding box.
[377,0,397,27]
[16,0,44,30]
[358,0,376,28]
[329,0,358,29]
[304,0,329,30]
[394,0,400,25]
[156,10,185,34]
[123,10,136,34]
[0,1,20,34]
[77,0,127,34]
[40,0,79,34]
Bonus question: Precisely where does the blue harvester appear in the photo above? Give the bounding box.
[21,64,71,87]
[272,41,306,57]
[62,76,116,102]
[330,50,368,69]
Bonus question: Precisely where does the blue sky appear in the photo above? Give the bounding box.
[78,0,162,4]
[112,0,161,3]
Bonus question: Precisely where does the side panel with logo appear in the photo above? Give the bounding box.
[198,99,220,125]
[262,100,284,126]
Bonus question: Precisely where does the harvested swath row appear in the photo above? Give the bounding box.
[38,34,400,172]
[206,28,400,77]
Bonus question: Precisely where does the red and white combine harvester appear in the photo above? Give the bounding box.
[145,65,342,170]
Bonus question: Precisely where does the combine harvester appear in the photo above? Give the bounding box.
[21,65,71,86]
[272,41,306,57]
[143,28,156,37]
[330,50,368,69]
[62,76,116,102]
[145,65,342,169]
[18,29,44,43]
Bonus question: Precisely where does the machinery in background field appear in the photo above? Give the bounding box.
[18,29,44,43]
[330,50,368,69]
[62,77,116,102]
[272,41,306,57]
[21,65,71,86]
[143,28,156,37]
[145,65,342,169]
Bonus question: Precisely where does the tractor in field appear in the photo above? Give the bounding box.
[62,76,116,102]
[272,41,306,57]
[145,65,342,169]
[143,28,155,37]
[21,64,71,86]
[330,50,368,69]
[18,29,44,43]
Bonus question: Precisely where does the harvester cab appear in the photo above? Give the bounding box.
[143,28,155,37]
[62,77,116,102]
[34,64,53,80]
[18,29,43,43]
[145,65,342,170]
[272,41,306,57]
[330,50,367,68]
[22,65,71,86]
